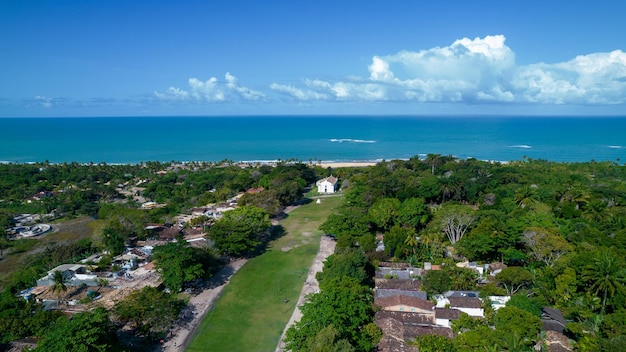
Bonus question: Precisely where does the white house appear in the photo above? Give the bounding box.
[316,175,338,194]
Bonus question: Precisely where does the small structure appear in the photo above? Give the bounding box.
[316,175,338,194]
[36,264,98,287]
[541,307,567,334]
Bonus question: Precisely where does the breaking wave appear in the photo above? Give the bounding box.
[329,138,376,143]
[608,145,623,149]
[508,145,532,149]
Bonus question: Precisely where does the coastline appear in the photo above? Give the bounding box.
[317,161,378,168]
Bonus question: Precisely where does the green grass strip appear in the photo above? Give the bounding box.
[187,195,343,352]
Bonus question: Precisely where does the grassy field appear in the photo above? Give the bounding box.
[0,216,99,289]
[187,195,343,352]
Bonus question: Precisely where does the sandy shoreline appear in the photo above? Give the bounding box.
[317,161,378,168]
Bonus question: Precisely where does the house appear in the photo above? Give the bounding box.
[376,289,427,301]
[36,264,98,287]
[376,295,435,314]
[435,308,463,328]
[375,311,453,352]
[316,175,338,193]
[435,291,484,317]
[376,278,422,291]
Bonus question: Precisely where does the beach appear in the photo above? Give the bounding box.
[317,161,378,168]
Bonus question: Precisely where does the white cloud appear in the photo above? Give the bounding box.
[271,35,626,106]
[155,73,265,102]
[34,95,53,108]
[269,83,330,100]
[155,36,625,108]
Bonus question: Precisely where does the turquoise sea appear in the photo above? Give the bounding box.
[1,116,625,164]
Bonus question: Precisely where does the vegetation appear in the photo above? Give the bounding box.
[315,156,626,351]
[207,205,272,256]
[187,195,343,352]
[113,286,187,340]
[2,156,626,350]
[152,240,221,292]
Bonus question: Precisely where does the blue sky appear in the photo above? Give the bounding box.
[1,0,625,117]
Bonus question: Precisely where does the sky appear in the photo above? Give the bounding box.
[1,0,625,117]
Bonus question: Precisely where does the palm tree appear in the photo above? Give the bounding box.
[583,250,626,314]
[425,154,442,175]
[51,270,68,309]
[514,185,539,208]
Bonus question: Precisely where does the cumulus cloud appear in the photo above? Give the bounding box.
[271,35,626,105]
[34,95,54,108]
[155,72,265,102]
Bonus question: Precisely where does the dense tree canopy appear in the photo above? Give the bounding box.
[32,307,118,352]
[152,241,220,292]
[113,286,186,340]
[207,206,271,256]
[285,277,380,352]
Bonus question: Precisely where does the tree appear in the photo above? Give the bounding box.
[522,227,573,266]
[582,250,626,314]
[422,269,452,296]
[101,226,125,255]
[413,334,455,352]
[494,306,542,348]
[238,190,283,217]
[316,249,372,289]
[495,267,534,295]
[207,206,271,256]
[32,307,118,352]
[284,277,380,352]
[319,208,370,248]
[367,197,400,232]
[50,270,68,308]
[396,197,431,231]
[152,241,218,292]
[113,286,186,339]
[454,325,500,352]
[555,267,578,307]
[304,324,356,352]
[440,206,475,245]
[514,185,539,208]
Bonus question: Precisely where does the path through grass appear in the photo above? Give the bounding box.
[186,195,343,352]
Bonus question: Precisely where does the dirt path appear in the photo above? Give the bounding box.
[155,258,248,352]
[274,235,336,352]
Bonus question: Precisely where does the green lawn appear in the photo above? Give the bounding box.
[186,195,343,352]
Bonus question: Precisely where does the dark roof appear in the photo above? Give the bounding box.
[403,324,454,339]
[448,297,483,309]
[542,307,567,333]
[376,289,427,300]
[376,278,422,291]
[376,310,435,325]
[375,295,435,311]
[158,226,182,240]
[445,290,480,298]
[435,308,463,320]
[542,307,566,325]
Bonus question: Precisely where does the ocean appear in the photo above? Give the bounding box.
[1,116,625,164]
